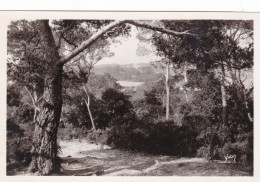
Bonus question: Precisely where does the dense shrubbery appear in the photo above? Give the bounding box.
[59,88,135,140]
[58,125,87,140]
[7,85,35,171]
[107,116,198,156]
[91,71,253,163]
[7,117,34,172]
[86,128,110,145]
[96,88,134,129]
[7,135,32,166]
[195,123,253,165]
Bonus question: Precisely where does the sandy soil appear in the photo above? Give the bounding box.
[58,139,111,158]
[57,139,253,176]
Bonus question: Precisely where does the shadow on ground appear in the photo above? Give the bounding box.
[8,140,253,176]
[57,145,253,176]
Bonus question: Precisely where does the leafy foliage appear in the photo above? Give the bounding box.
[97,88,134,129]
[108,118,198,156]
[7,84,34,170]
[61,74,122,130]
[182,69,222,123]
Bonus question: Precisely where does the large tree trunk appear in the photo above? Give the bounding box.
[166,63,170,120]
[29,65,63,175]
[28,20,63,175]
[220,64,227,124]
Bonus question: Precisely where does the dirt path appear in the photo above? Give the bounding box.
[57,139,253,176]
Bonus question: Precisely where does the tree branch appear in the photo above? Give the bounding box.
[25,103,35,109]
[82,85,89,99]
[24,86,36,106]
[83,98,89,107]
[57,23,75,48]
[59,20,125,65]
[62,34,78,48]
[214,60,242,70]
[24,86,40,111]
[36,95,44,103]
[27,32,38,43]
[59,20,195,65]
[125,20,194,37]
[70,67,80,80]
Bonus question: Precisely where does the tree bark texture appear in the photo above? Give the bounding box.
[220,64,227,124]
[28,20,63,175]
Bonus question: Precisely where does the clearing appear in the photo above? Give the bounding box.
[10,139,252,176]
[57,139,253,176]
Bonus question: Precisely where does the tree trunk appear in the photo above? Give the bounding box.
[220,64,227,124]
[183,61,189,102]
[84,98,96,130]
[29,65,63,175]
[166,63,170,120]
[83,89,96,131]
[28,20,63,175]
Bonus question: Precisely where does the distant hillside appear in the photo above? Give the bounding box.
[93,63,164,82]
[93,63,254,89]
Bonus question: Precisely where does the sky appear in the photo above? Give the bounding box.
[97,26,161,65]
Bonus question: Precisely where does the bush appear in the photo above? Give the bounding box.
[86,128,109,145]
[7,119,33,171]
[96,88,134,129]
[182,115,211,134]
[107,117,198,156]
[7,137,32,164]
[7,118,24,138]
[222,131,253,164]
[196,124,231,160]
[197,146,211,159]
[107,114,139,149]
[195,122,253,164]
[58,125,87,140]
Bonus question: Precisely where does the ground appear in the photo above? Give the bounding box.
[57,140,253,176]
[11,139,253,176]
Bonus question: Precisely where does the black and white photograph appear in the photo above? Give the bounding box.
[2,11,258,178]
